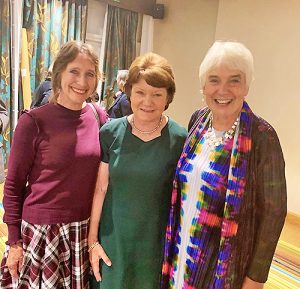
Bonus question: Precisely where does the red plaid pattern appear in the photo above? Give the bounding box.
[0,219,90,288]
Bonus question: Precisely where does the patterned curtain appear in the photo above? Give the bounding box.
[0,0,11,165]
[102,5,138,109]
[22,0,88,93]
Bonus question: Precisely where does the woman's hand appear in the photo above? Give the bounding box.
[89,242,112,282]
[88,163,111,282]
[242,276,264,289]
[6,242,23,279]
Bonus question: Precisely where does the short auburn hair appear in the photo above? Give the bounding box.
[125,52,175,110]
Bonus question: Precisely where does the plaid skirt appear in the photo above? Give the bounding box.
[0,219,90,289]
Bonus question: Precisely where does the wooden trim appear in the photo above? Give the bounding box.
[98,0,156,16]
[286,211,300,226]
[278,240,300,257]
[86,33,102,44]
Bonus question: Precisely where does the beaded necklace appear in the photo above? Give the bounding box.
[205,115,239,147]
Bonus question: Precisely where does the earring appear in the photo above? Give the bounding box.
[200,89,205,102]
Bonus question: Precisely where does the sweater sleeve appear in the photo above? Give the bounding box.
[246,124,287,282]
[3,112,39,244]
[98,105,109,127]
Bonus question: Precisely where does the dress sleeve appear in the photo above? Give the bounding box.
[3,112,39,244]
[99,123,111,163]
[247,124,287,282]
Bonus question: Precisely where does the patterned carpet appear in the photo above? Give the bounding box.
[266,241,300,288]
[0,182,299,287]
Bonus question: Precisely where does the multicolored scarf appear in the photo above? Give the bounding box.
[161,101,253,288]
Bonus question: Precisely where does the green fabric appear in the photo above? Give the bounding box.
[102,5,138,105]
[93,117,187,289]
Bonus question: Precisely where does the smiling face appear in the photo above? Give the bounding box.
[203,65,249,121]
[130,78,168,123]
[57,52,97,110]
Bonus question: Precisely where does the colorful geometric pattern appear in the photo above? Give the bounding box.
[162,102,253,288]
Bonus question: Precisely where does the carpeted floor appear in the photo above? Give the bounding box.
[266,240,300,288]
[0,183,299,287]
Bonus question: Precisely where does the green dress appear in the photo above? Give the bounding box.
[92,117,187,289]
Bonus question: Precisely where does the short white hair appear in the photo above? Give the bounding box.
[199,40,254,89]
[116,70,129,86]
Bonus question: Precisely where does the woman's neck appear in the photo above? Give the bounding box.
[57,97,86,111]
[128,114,168,142]
[130,115,164,133]
[211,113,239,131]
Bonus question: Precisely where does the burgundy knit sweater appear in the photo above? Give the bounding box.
[3,103,108,244]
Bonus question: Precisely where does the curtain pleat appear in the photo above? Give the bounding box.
[0,0,11,166]
[0,0,88,164]
[22,0,88,96]
[102,5,138,108]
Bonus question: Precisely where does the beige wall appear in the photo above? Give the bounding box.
[154,0,300,214]
[86,0,106,55]
[216,0,300,215]
[154,0,219,126]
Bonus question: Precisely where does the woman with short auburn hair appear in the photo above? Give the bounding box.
[88,52,187,289]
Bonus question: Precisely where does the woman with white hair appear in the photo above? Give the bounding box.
[107,69,132,118]
[161,41,287,289]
